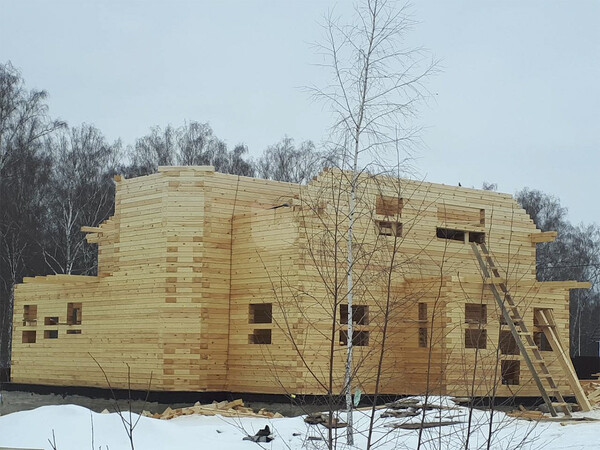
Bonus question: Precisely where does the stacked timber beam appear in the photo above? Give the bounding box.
[142,399,284,420]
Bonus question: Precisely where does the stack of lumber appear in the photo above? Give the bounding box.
[506,404,600,422]
[589,388,600,405]
[142,399,284,420]
[506,409,546,420]
[580,379,600,406]
[506,408,599,424]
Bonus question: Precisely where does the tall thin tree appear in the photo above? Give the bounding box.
[310,0,435,442]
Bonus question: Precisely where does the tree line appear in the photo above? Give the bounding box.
[1,60,598,368]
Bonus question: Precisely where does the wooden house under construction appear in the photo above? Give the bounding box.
[11,166,590,410]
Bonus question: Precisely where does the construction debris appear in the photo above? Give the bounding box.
[450,397,471,405]
[506,409,546,421]
[386,398,420,409]
[374,397,465,421]
[506,405,600,423]
[141,399,284,420]
[304,413,347,428]
[304,412,327,425]
[385,421,462,430]
[380,409,420,419]
[580,379,600,405]
[385,398,461,411]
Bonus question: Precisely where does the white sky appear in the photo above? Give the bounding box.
[1,0,598,225]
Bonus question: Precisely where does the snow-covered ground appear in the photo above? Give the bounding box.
[0,397,598,450]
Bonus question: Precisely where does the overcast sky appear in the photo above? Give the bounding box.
[1,1,598,225]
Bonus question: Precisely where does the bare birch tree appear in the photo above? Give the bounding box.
[43,124,120,275]
[126,121,255,177]
[309,0,436,443]
[257,136,337,184]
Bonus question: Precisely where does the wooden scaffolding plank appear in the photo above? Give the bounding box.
[529,231,557,243]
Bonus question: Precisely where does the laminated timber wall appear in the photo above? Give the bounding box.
[301,170,582,398]
[442,276,577,397]
[228,207,300,393]
[12,172,167,389]
[11,166,585,397]
[11,166,299,391]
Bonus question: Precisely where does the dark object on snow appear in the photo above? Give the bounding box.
[256,425,270,437]
[243,435,274,443]
[243,425,274,443]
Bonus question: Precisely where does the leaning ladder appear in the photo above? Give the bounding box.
[471,242,591,416]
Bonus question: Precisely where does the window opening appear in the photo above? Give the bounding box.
[22,331,36,343]
[436,227,465,242]
[499,330,519,355]
[67,302,82,325]
[339,330,369,346]
[501,360,520,385]
[418,303,427,322]
[469,231,486,244]
[340,304,369,325]
[418,327,428,348]
[44,330,58,339]
[66,330,82,335]
[376,196,403,217]
[465,329,487,349]
[465,304,487,324]
[45,317,59,325]
[249,303,272,324]
[249,329,271,344]
[23,305,37,325]
[376,220,402,237]
[534,331,552,351]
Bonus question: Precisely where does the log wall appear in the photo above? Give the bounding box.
[11,166,581,397]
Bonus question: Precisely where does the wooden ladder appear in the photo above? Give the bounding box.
[470,242,591,416]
